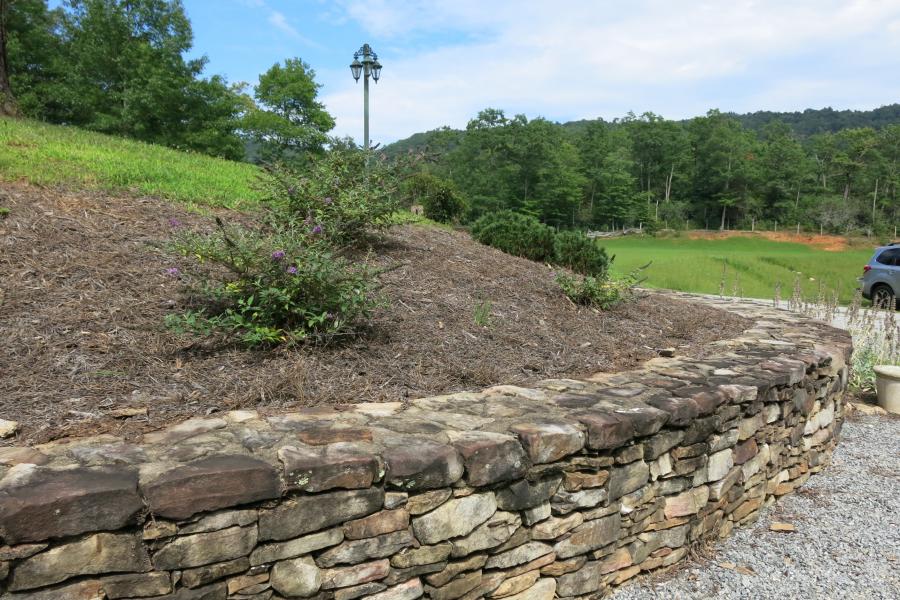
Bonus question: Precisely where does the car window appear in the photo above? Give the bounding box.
[876,248,900,266]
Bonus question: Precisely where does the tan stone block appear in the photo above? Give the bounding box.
[614,565,641,585]
[407,489,452,515]
[425,570,483,600]
[597,547,632,575]
[532,513,584,540]
[499,578,556,600]
[502,552,558,579]
[344,509,410,540]
[227,572,269,594]
[9,532,150,591]
[539,556,586,577]
[731,497,763,521]
[322,558,390,590]
[391,543,452,569]
[663,486,709,518]
[488,570,540,598]
[425,554,487,588]
[563,471,609,492]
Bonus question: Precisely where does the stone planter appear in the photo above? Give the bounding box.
[874,365,900,414]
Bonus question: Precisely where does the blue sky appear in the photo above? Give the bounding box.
[56,1,900,145]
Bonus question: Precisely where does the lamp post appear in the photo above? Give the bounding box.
[349,43,382,150]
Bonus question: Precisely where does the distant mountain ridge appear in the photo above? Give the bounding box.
[385,103,900,156]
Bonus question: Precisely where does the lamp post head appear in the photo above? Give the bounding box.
[371,60,382,82]
[352,44,381,80]
[350,58,362,82]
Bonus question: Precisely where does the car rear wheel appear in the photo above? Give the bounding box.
[871,284,897,310]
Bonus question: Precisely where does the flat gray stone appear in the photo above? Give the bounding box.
[608,460,650,501]
[8,532,150,591]
[383,441,464,491]
[143,455,280,520]
[496,476,562,511]
[553,513,621,559]
[250,528,343,566]
[279,443,379,493]
[152,525,257,570]
[271,555,322,597]
[0,465,143,543]
[508,420,585,464]
[316,530,415,567]
[258,488,383,541]
[412,492,497,545]
[449,432,528,486]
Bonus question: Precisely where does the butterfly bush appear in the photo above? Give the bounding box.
[166,219,380,346]
[260,148,405,245]
[165,149,418,347]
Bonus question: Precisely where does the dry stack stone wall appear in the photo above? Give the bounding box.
[0,295,852,600]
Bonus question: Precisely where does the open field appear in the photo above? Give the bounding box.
[603,233,876,304]
[0,117,264,209]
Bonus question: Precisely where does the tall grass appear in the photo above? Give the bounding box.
[834,293,900,394]
[0,117,264,209]
[766,283,899,395]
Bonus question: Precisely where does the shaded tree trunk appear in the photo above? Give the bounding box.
[0,0,19,117]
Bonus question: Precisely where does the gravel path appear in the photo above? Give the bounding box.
[609,414,900,600]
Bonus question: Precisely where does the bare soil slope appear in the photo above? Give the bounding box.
[687,229,849,252]
[0,184,748,444]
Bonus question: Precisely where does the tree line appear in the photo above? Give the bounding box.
[2,1,897,235]
[0,0,336,161]
[398,109,900,235]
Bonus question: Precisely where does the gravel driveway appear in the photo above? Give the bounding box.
[609,413,900,600]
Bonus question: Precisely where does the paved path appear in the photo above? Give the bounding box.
[608,414,900,600]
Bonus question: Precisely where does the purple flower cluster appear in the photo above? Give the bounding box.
[286,265,298,275]
[165,267,180,277]
[167,218,182,229]
[311,224,323,235]
[271,250,286,261]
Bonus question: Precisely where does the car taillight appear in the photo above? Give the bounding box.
[864,265,872,273]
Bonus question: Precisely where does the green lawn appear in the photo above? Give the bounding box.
[0,117,264,209]
[602,235,873,304]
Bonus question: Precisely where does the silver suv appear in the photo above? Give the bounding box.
[861,244,900,309]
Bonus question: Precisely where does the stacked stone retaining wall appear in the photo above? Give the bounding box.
[0,295,852,599]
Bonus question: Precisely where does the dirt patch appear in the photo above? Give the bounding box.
[0,183,750,445]
[687,230,848,252]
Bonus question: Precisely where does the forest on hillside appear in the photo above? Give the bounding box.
[391,109,900,235]
[2,1,898,236]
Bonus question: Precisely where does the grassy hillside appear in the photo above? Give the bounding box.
[0,118,264,208]
[603,234,873,304]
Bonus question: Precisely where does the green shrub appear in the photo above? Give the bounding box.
[166,219,380,346]
[556,269,639,309]
[261,149,402,245]
[553,231,611,276]
[473,300,493,327]
[403,172,466,224]
[471,210,556,262]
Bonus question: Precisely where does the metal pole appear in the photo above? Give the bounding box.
[363,66,370,150]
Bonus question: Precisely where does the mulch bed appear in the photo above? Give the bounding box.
[0,183,750,445]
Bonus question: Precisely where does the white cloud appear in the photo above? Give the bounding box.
[242,2,323,49]
[320,0,900,143]
[268,11,300,37]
